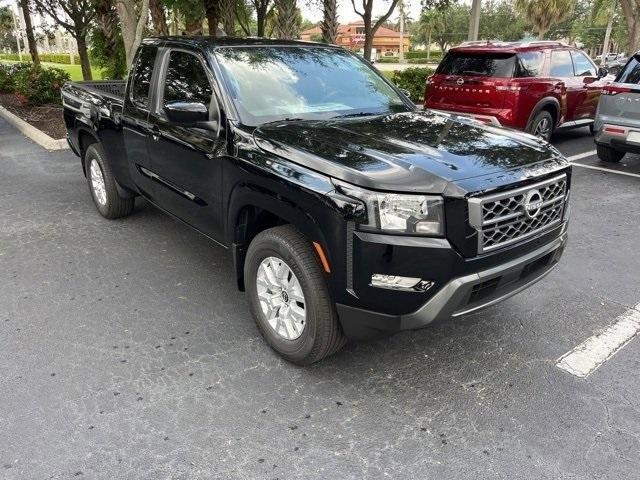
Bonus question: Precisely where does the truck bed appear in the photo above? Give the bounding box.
[66,80,126,101]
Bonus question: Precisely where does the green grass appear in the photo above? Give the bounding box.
[0,59,104,81]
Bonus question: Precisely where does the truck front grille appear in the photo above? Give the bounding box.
[468,174,568,254]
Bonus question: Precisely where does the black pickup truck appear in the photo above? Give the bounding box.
[62,37,571,364]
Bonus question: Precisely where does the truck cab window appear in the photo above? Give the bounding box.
[131,46,157,109]
[162,51,213,108]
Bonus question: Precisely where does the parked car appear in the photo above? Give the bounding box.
[594,52,640,162]
[62,37,570,364]
[424,41,607,141]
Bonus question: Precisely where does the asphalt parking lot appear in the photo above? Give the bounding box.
[1,118,639,479]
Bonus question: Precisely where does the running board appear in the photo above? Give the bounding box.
[558,119,594,130]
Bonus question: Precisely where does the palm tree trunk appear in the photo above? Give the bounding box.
[221,0,235,35]
[204,0,219,36]
[321,0,338,44]
[275,0,298,39]
[19,0,39,67]
[149,0,169,35]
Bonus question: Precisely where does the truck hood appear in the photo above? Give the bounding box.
[253,111,565,194]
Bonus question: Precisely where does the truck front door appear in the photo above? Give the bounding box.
[146,48,226,242]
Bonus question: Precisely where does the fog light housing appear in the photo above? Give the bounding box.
[370,274,433,292]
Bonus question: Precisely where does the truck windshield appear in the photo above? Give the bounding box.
[213,46,410,126]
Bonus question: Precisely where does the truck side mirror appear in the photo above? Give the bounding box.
[164,101,209,125]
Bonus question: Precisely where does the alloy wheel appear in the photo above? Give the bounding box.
[256,256,307,340]
[89,159,107,206]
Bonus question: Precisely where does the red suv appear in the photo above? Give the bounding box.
[424,41,606,140]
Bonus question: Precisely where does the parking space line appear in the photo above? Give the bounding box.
[570,162,640,179]
[565,150,597,162]
[564,150,640,179]
[556,304,640,378]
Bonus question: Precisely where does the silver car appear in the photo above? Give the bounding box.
[594,52,640,162]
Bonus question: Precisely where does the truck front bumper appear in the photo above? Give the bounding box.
[336,229,567,340]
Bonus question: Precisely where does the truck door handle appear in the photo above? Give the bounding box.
[150,125,160,141]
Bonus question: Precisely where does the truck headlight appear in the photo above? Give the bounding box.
[334,180,445,236]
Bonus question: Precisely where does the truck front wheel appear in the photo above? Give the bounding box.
[85,144,134,219]
[244,225,345,365]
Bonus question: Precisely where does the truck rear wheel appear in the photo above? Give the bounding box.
[244,225,345,365]
[596,144,625,163]
[85,144,135,219]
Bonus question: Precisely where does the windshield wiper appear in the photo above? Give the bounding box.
[260,117,306,126]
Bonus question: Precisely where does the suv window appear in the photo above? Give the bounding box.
[162,50,212,108]
[131,46,157,109]
[571,51,596,77]
[516,51,544,77]
[550,50,574,77]
[616,55,640,84]
[437,52,515,77]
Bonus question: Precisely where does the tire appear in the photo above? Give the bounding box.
[244,225,346,365]
[84,143,135,219]
[596,144,625,163]
[527,110,554,142]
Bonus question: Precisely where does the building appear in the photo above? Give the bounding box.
[300,22,410,58]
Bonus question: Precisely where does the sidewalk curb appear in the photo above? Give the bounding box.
[0,105,68,151]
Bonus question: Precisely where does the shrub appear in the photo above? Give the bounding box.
[13,64,70,105]
[0,62,31,93]
[0,53,80,64]
[391,67,434,101]
[377,57,399,63]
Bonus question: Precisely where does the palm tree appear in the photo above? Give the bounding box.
[274,0,297,39]
[321,0,338,44]
[514,0,575,40]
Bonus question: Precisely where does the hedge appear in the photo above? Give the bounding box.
[391,67,434,101]
[377,57,400,63]
[0,53,81,65]
[406,51,443,60]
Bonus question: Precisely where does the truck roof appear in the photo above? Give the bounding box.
[142,36,332,49]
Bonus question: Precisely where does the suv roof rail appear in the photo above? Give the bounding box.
[516,40,568,48]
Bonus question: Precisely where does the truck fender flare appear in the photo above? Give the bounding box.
[75,127,134,199]
[526,97,561,129]
[226,183,330,291]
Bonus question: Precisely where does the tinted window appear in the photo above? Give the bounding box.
[617,56,640,84]
[131,46,157,109]
[516,51,544,77]
[571,51,596,76]
[550,50,574,77]
[163,51,212,107]
[437,53,515,77]
[215,46,408,126]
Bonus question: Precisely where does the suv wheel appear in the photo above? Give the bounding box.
[245,225,345,365]
[85,144,135,219]
[596,144,625,163]
[527,110,554,141]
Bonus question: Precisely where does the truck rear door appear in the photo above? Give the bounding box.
[122,44,160,198]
